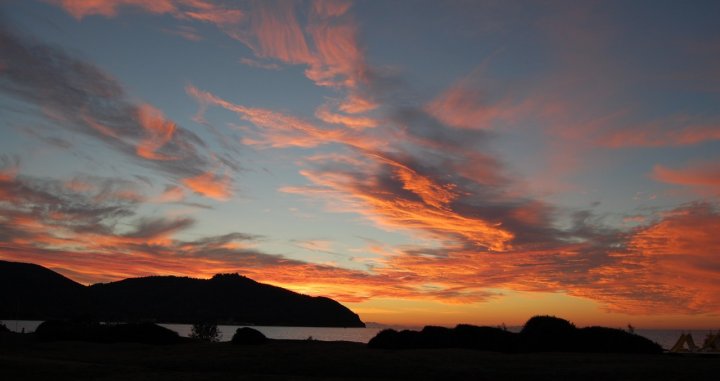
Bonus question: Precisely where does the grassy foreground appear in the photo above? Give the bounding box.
[1,334,718,380]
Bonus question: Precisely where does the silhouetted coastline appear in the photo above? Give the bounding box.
[0,260,364,327]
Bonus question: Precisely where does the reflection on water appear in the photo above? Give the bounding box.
[1,320,42,333]
[0,320,382,343]
[2,320,715,348]
[161,323,383,343]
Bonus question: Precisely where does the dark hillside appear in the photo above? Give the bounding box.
[87,273,364,326]
[0,260,85,319]
[0,260,364,327]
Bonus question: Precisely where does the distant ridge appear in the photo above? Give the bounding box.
[0,260,365,327]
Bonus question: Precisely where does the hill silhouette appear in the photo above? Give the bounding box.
[0,260,85,319]
[0,260,364,327]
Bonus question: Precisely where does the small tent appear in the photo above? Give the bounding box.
[670,333,698,352]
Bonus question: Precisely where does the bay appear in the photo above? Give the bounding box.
[2,320,716,349]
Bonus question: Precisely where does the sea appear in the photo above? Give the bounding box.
[1,320,716,350]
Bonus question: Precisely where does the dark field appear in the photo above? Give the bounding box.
[1,334,718,380]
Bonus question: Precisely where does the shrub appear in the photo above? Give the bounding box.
[189,321,221,342]
[367,329,400,349]
[519,315,577,352]
[454,324,518,352]
[231,327,266,345]
[368,328,429,349]
[576,327,662,354]
[0,322,10,333]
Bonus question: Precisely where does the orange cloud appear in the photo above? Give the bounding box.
[305,11,365,89]
[155,185,185,203]
[50,0,176,19]
[0,172,435,303]
[64,179,95,193]
[283,161,514,252]
[63,176,146,203]
[181,2,244,26]
[51,0,244,26]
[243,0,312,64]
[186,85,384,150]
[0,160,18,182]
[599,119,720,148]
[182,171,232,200]
[339,93,377,114]
[315,103,377,129]
[0,170,18,201]
[426,83,526,130]
[1,26,224,184]
[81,112,121,139]
[227,0,369,94]
[51,0,374,132]
[651,161,720,190]
[136,104,178,160]
[312,0,353,18]
[4,168,720,314]
[375,155,458,209]
[604,204,720,312]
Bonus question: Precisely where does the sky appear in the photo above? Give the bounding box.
[1,0,719,329]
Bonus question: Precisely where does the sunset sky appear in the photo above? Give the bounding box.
[1,0,719,328]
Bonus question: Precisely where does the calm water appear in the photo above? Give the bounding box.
[161,323,383,343]
[0,320,383,343]
[2,320,715,349]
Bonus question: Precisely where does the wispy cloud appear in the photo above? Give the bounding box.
[162,25,203,41]
[49,0,177,19]
[598,117,720,148]
[0,24,234,199]
[17,0,720,317]
[651,161,720,194]
[48,0,377,124]
[181,170,233,200]
[0,162,499,302]
[49,0,244,26]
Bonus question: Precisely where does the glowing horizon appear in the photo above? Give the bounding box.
[1,0,719,329]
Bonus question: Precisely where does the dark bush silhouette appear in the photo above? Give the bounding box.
[368,315,662,354]
[231,327,267,345]
[576,326,662,354]
[35,320,180,344]
[368,329,428,349]
[419,326,455,348]
[454,324,517,352]
[519,315,577,352]
[0,322,9,333]
[369,326,518,351]
[190,321,221,342]
[367,329,400,348]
